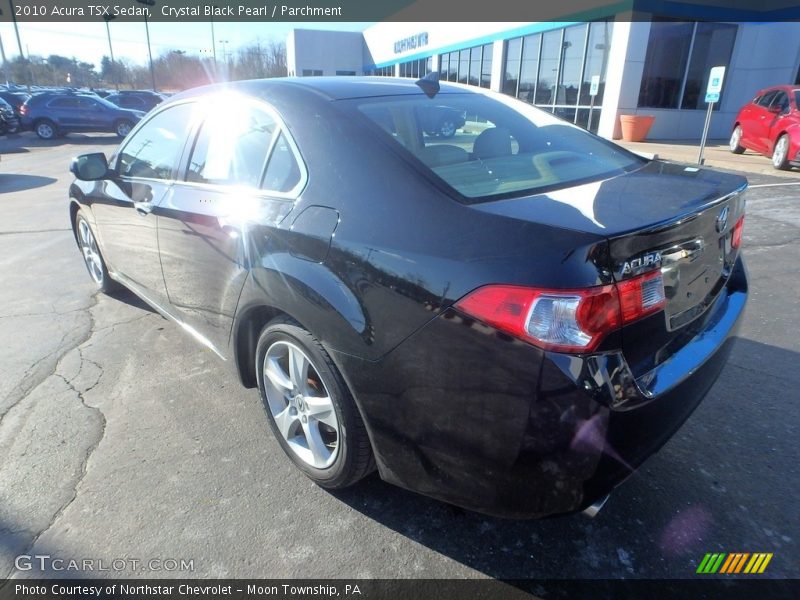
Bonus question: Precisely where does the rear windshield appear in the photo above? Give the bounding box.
[352,92,643,202]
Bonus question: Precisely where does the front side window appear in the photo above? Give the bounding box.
[186,105,277,188]
[353,93,642,202]
[117,102,195,180]
[771,91,790,114]
[756,90,777,108]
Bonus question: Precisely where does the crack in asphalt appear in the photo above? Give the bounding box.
[0,292,98,424]
[2,299,107,580]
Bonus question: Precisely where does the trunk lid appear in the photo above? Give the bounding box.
[472,160,747,372]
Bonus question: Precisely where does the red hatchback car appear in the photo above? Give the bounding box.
[729,85,800,170]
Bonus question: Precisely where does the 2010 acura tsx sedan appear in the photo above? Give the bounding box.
[68,76,748,518]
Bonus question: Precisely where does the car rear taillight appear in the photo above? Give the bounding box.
[731,215,745,249]
[455,270,666,353]
[19,104,27,116]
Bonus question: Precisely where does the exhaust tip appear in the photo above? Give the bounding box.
[582,494,610,518]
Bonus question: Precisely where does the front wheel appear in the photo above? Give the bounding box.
[256,318,374,489]
[772,134,790,170]
[729,125,745,154]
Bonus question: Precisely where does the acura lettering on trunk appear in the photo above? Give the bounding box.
[67,76,748,518]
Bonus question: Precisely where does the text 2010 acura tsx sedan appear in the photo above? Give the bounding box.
[68,77,747,518]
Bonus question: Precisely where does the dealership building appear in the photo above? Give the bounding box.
[287,16,800,141]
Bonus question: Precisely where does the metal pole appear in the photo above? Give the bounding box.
[0,31,8,86]
[8,0,27,89]
[210,13,218,74]
[104,17,119,91]
[144,14,156,91]
[697,101,714,165]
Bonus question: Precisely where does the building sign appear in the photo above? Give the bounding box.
[394,32,429,54]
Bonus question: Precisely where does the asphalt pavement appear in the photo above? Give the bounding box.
[0,132,798,581]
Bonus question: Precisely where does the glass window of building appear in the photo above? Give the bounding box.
[536,30,561,106]
[480,44,493,88]
[580,21,612,105]
[518,35,540,104]
[458,50,470,84]
[638,21,737,110]
[503,38,522,96]
[501,22,608,133]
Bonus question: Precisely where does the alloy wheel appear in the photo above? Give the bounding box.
[729,127,742,152]
[772,136,788,168]
[262,341,340,469]
[77,218,104,285]
[36,122,54,139]
[117,121,132,137]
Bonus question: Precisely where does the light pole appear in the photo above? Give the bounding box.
[210,8,218,75]
[219,39,230,80]
[135,0,157,91]
[8,0,28,89]
[103,15,120,91]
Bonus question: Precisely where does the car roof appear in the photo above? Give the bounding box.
[173,76,472,103]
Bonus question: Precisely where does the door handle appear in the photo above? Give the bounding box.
[134,201,153,216]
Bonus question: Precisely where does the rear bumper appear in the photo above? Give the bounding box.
[334,257,748,518]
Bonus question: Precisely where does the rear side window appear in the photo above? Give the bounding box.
[353,93,642,202]
[262,132,301,193]
[186,106,277,188]
[185,100,304,194]
[117,103,195,180]
[48,97,80,109]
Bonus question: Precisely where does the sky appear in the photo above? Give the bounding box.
[0,21,369,66]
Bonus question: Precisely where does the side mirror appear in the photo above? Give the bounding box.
[70,152,110,181]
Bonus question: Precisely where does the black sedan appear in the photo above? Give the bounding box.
[68,77,747,518]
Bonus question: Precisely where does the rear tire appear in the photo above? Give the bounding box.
[729,125,745,154]
[256,317,374,489]
[74,209,119,294]
[772,134,790,170]
[34,119,57,140]
[115,120,133,138]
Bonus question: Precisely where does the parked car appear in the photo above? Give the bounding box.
[419,105,467,138]
[0,97,20,135]
[0,90,30,117]
[730,85,800,170]
[19,92,145,139]
[68,77,748,518]
[106,90,165,113]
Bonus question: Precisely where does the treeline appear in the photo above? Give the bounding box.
[1,40,287,91]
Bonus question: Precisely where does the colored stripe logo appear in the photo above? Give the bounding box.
[696,552,773,574]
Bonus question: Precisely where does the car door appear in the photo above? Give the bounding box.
[765,90,791,151]
[77,97,111,130]
[47,97,81,129]
[747,90,778,153]
[90,102,196,302]
[157,98,304,352]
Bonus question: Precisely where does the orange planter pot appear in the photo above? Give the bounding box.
[620,115,656,142]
